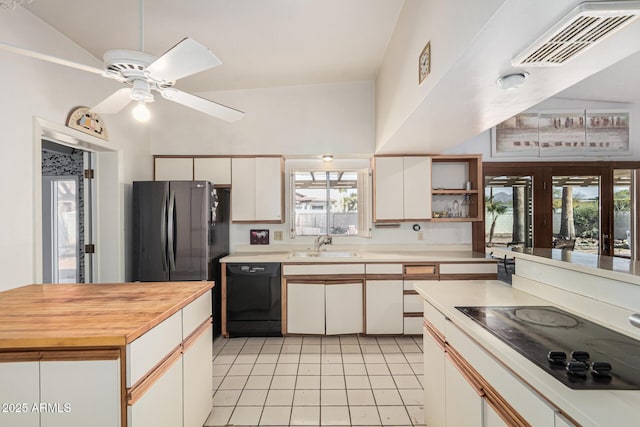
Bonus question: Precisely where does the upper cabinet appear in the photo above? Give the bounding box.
[373,154,483,223]
[374,156,432,222]
[231,156,284,223]
[154,156,231,186]
[154,157,193,181]
[430,155,483,222]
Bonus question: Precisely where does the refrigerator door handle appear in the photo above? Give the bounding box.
[168,190,177,272]
[160,190,168,272]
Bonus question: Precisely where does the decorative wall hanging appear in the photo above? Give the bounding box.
[419,41,431,85]
[66,106,109,140]
[492,110,630,157]
[250,229,270,245]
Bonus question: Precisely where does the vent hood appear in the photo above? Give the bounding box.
[512,1,640,67]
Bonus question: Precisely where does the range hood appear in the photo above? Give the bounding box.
[512,1,640,67]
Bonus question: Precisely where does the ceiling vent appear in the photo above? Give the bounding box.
[512,1,640,67]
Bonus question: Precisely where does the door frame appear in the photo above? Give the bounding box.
[33,117,122,283]
[484,161,640,259]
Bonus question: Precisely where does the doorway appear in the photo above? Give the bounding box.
[41,141,94,283]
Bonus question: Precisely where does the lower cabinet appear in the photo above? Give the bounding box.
[365,280,403,334]
[444,355,482,426]
[287,281,363,335]
[183,325,214,427]
[422,326,445,427]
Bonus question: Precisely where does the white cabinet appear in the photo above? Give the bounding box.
[287,281,363,335]
[0,359,40,427]
[483,401,508,427]
[287,282,325,334]
[183,324,213,427]
[326,282,363,335]
[423,326,446,427]
[231,157,283,222]
[374,156,431,221]
[155,157,193,181]
[445,355,483,427]
[193,157,231,186]
[41,358,121,427]
[365,280,403,334]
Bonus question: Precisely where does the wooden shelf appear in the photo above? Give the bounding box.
[432,189,479,195]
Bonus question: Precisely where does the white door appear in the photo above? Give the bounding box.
[365,280,403,334]
[40,358,121,427]
[154,157,193,181]
[325,282,363,335]
[287,282,325,334]
[445,356,483,427]
[193,157,231,186]
[0,360,39,427]
[403,156,432,219]
[374,157,404,220]
[231,157,256,221]
[183,325,213,427]
[423,328,446,427]
[483,400,508,427]
[255,157,283,222]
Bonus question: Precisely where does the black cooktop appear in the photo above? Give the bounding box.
[456,306,640,390]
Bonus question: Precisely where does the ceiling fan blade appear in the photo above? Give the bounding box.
[146,38,222,83]
[90,88,134,114]
[0,41,105,76]
[160,88,244,122]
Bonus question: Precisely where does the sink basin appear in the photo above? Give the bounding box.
[288,251,360,258]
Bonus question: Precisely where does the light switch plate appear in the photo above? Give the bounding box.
[274,231,283,241]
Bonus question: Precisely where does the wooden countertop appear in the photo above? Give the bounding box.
[0,282,213,350]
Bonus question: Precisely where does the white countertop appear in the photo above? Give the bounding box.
[414,280,640,427]
[220,248,492,264]
[492,247,640,286]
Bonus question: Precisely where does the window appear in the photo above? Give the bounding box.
[291,169,371,237]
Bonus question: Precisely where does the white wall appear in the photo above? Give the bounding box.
[0,8,152,291]
[448,98,640,162]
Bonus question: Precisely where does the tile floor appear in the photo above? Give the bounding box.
[205,335,425,426]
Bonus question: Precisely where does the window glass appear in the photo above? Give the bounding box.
[614,170,632,258]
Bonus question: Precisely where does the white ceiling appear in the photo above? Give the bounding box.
[24,0,403,92]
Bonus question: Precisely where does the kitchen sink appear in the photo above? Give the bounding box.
[288,250,360,258]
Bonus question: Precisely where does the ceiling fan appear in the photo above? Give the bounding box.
[0,9,244,123]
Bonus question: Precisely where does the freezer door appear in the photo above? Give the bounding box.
[169,181,211,281]
[133,181,170,281]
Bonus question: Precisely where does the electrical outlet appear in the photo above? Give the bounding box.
[417,231,424,240]
[274,231,283,241]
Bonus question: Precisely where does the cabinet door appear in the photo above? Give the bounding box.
[483,400,508,427]
[287,282,325,334]
[193,157,231,186]
[423,328,446,427]
[445,356,483,427]
[40,358,121,427]
[403,156,432,219]
[231,157,283,222]
[374,157,404,221]
[365,280,403,334]
[155,157,193,181]
[0,360,39,427]
[128,354,183,427]
[183,325,213,427]
[325,282,363,335]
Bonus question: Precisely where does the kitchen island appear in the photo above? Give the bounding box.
[415,249,640,427]
[0,281,214,427]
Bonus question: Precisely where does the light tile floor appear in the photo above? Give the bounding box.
[205,335,425,427]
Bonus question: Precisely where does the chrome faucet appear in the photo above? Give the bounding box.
[313,235,332,251]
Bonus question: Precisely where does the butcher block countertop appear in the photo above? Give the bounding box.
[0,281,213,350]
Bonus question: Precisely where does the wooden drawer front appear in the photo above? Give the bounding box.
[439,262,497,275]
[127,311,182,387]
[403,316,423,335]
[404,293,423,313]
[423,301,447,337]
[366,263,403,275]
[283,263,365,276]
[404,264,438,276]
[182,290,212,339]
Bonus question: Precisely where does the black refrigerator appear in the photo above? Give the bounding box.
[132,181,229,337]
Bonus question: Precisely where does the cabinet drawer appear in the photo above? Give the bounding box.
[404,293,422,313]
[404,264,438,276]
[182,290,212,339]
[423,301,446,337]
[283,263,364,276]
[127,311,182,387]
[439,262,496,275]
[403,316,423,335]
[366,263,403,275]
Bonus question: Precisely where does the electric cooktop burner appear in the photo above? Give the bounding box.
[456,306,640,390]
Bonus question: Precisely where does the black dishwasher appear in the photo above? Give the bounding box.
[226,263,282,337]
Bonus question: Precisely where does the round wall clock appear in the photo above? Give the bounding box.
[419,41,431,85]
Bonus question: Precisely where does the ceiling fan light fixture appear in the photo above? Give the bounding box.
[132,101,151,122]
[496,72,529,90]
